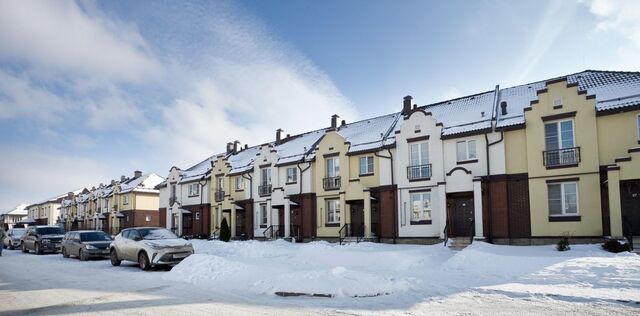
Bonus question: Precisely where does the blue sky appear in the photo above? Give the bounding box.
[0,0,638,210]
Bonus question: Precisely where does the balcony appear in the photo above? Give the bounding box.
[258,184,272,197]
[323,176,341,190]
[543,147,580,168]
[214,190,225,202]
[407,164,432,180]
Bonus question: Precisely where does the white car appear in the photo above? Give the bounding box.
[3,228,26,250]
[109,227,194,270]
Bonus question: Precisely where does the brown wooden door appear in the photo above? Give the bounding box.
[621,180,640,236]
[449,195,474,237]
[278,209,285,238]
[290,207,301,238]
[350,202,364,237]
[235,211,245,239]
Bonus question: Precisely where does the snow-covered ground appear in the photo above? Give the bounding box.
[0,240,638,315]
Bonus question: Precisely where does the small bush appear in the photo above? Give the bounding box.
[557,234,571,251]
[219,218,231,242]
[602,239,631,253]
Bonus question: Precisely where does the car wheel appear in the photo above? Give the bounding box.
[9,244,14,250]
[79,249,88,261]
[138,252,151,271]
[35,243,43,255]
[62,247,70,258]
[110,249,121,266]
[21,242,28,253]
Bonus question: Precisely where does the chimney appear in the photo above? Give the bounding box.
[67,192,73,199]
[244,144,248,150]
[120,175,126,182]
[341,119,346,127]
[226,142,234,154]
[500,101,508,115]
[111,180,116,186]
[331,114,339,128]
[233,140,240,153]
[134,170,142,178]
[402,95,413,115]
[276,128,283,145]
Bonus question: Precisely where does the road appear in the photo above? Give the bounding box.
[0,248,637,315]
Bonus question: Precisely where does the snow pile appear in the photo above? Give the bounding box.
[164,240,640,302]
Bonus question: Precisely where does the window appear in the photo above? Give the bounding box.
[548,182,578,216]
[188,183,200,196]
[637,114,640,141]
[409,142,429,166]
[171,184,176,199]
[326,199,340,224]
[359,156,374,175]
[410,192,432,224]
[123,195,129,205]
[456,140,477,161]
[216,177,224,190]
[235,177,244,191]
[261,168,271,186]
[260,204,268,226]
[286,167,298,183]
[326,157,340,177]
[195,212,200,220]
[545,120,574,150]
[145,215,151,222]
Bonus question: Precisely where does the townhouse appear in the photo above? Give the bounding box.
[1,204,28,230]
[116,171,165,231]
[159,156,216,237]
[26,194,65,226]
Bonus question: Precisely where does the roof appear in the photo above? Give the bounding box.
[274,129,325,165]
[227,145,262,175]
[421,90,496,137]
[119,173,165,193]
[2,204,28,216]
[496,70,640,128]
[336,112,401,154]
[179,153,220,184]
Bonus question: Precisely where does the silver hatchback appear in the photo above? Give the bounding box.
[3,228,26,250]
[109,227,194,270]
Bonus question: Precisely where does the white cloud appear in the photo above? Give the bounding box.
[0,1,161,83]
[587,0,640,46]
[0,70,70,123]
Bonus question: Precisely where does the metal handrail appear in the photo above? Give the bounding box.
[407,164,432,180]
[443,222,449,247]
[543,147,580,167]
[323,176,341,190]
[338,223,350,245]
[468,217,475,245]
[208,228,220,240]
[263,225,280,240]
[258,184,272,197]
[290,224,301,241]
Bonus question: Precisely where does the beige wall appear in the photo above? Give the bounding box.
[597,110,640,165]
[135,193,159,210]
[504,128,528,174]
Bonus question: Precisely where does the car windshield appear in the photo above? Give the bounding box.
[12,228,26,236]
[139,228,178,240]
[80,232,111,242]
[36,227,64,235]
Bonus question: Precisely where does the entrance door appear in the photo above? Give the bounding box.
[448,194,474,237]
[182,213,193,236]
[621,180,640,236]
[278,209,285,238]
[290,207,301,238]
[350,202,364,237]
[235,211,245,239]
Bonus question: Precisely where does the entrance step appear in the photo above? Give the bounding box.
[339,236,379,245]
[447,237,473,250]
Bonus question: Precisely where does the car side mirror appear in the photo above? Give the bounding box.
[133,236,142,241]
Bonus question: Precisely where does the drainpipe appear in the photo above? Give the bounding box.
[297,159,312,195]
[198,176,208,238]
[375,148,396,243]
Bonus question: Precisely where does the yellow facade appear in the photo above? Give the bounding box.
[596,110,640,165]
[504,129,528,174]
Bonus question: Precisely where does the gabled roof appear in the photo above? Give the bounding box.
[227,145,262,175]
[421,90,496,137]
[274,129,325,166]
[179,153,221,183]
[2,204,28,216]
[119,173,165,193]
[336,112,401,154]
[496,70,640,128]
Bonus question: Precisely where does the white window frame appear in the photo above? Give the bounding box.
[260,204,268,226]
[409,192,432,224]
[544,119,575,150]
[326,157,340,178]
[326,199,341,224]
[359,156,374,175]
[188,183,200,197]
[548,182,579,216]
[456,140,477,162]
[145,215,151,222]
[122,195,129,205]
[195,212,200,220]
[260,168,271,186]
[235,177,244,191]
[409,142,429,166]
[636,114,640,141]
[286,167,298,183]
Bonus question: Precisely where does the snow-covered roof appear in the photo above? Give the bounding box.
[119,173,165,194]
[336,112,400,154]
[274,129,325,166]
[179,154,220,183]
[497,70,640,128]
[2,204,28,215]
[421,90,496,137]
[227,145,262,175]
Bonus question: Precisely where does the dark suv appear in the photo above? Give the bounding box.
[21,225,65,254]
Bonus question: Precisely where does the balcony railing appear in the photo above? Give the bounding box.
[258,184,272,197]
[407,164,432,180]
[323,176,341,190]
[543,147,580,167]
[214,190,224,202]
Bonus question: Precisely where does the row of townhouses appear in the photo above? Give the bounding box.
[22,171,165,235]
[1,204,28,230]
[158,70,640,245]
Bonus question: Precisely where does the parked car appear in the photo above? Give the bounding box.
[3,228,26,250]
[21,225,65,254]
[62,230,113,261]
[109,227,194,270]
